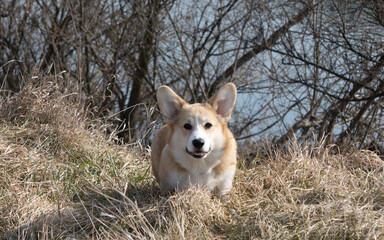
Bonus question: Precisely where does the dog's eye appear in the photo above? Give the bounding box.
[204,122,212,129]
[184,123,192,130]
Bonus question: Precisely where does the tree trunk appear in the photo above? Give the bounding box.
[118,0,161,142]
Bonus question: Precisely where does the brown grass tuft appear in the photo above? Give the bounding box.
[1,76,384,239]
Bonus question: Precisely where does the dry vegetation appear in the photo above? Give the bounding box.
[1,76,384,239]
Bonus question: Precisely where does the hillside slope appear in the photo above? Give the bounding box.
[1,78,384,239]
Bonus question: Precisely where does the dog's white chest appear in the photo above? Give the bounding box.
[168,169,217,191]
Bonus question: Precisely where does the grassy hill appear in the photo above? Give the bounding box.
[1,77,384,239]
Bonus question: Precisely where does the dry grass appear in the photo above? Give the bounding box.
[1,76,384,239]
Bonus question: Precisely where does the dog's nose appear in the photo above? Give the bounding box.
[192,138,205,149]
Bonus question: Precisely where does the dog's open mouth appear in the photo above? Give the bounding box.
[186,148,209,158]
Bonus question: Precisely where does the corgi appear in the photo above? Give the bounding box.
[151,83,237,197]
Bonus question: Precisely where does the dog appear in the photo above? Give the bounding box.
[151,83,237,197]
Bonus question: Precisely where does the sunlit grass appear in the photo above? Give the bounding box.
[1,77,383,239]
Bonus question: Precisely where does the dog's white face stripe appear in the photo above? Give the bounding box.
[186,112,211,154]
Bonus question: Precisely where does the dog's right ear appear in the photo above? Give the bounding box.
[208,83,237,122]
[157,86,186,122]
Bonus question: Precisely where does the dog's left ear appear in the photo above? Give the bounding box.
[208,83,237,122]
[157,85,186,123]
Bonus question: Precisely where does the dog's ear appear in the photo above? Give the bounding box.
[208,83,237,122]
[157,85,186,122]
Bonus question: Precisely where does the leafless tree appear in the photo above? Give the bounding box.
[1,0,384,152]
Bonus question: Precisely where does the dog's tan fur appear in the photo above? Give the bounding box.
[151,83,237,196]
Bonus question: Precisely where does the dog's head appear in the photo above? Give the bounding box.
[157,83,237,159]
